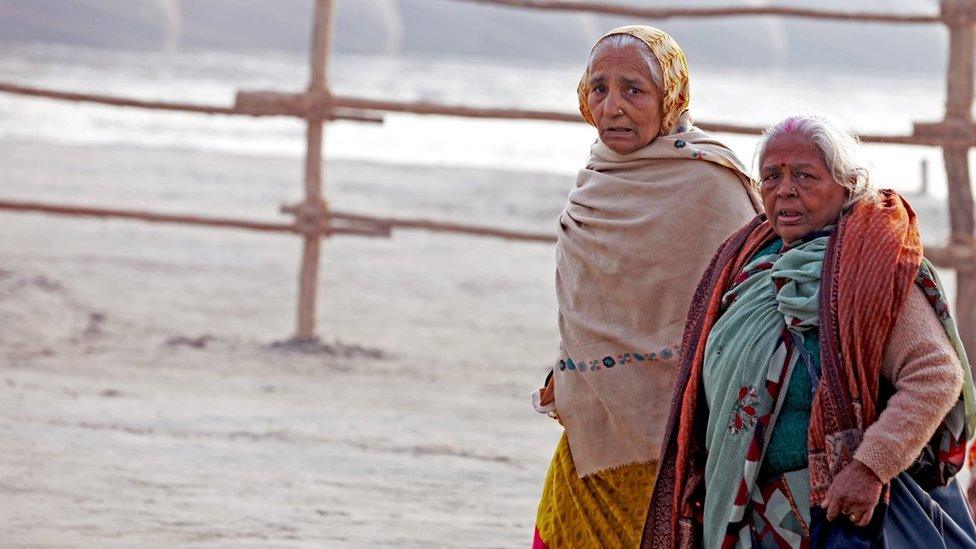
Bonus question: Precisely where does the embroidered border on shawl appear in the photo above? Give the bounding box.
[557,345,681,374]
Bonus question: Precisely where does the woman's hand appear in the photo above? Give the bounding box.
[540,375,555,407]
[538,376,562,424]
[820,459,882,527]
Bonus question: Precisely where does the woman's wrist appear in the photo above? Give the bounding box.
[851,458,882,484]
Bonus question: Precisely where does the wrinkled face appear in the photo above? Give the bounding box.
[586,43,663,154]
[760,133,848,243]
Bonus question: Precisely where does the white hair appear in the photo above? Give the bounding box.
[755,115,877,208]
[589,34,664,94]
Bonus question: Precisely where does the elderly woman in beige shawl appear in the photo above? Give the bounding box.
[531,26,759,548]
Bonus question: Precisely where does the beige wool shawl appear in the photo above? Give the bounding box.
[555,128,759,477]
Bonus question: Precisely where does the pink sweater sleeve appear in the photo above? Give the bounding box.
[853,284,964,482]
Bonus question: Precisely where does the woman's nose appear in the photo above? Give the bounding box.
[775,178,796,197]
[604,91,623,116]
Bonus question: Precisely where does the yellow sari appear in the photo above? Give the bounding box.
[534,433,657,548]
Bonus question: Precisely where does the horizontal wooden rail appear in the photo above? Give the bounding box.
[332,211,557,242]
[0,81,958,146]
[0,198,556,243]
[330,95,960,146]
[9,196,969,254]
[331,94,584,122]
[449,0,941,24]
[0,82,383,123]
[0,199,390,238]
[696,121,955,146]
[927,242,976,269]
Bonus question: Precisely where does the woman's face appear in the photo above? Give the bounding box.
[760,133,848,243]
[586,43,662,154]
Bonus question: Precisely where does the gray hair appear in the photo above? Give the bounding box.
[755,115,876,208]
[589,33,664,95]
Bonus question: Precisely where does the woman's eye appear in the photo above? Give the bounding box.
[761,173,779,182]
[627,87,641,95]
[592,85,607,94]
[796,172,810,179]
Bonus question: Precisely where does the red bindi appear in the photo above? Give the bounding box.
[780,162,786,168]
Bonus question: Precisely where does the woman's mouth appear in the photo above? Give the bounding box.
[605,126,634,135]
[777,209,803,224]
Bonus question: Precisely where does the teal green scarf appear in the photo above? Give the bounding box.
[701,234,829,549]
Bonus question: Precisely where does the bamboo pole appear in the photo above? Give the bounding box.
[331,212,557,243]
[448,0,940,24]
[926,241,976,269]
[329,95,968,146]
[3,0,972,347]
[0,81,383,123]
[0,197,558,242]
[941,0,976,356]
[0,196,558,243]
[0,199,391,237]
[3,80,964,146]
[10,196,976,256]
[293,0,335,341]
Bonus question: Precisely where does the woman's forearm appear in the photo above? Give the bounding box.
[853,285,963,482]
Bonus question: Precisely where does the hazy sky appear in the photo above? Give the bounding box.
[0,0,949,74]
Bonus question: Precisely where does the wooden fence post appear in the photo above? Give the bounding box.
[942,0,976,356]
[5,1,976,345]
[294,0,335,341]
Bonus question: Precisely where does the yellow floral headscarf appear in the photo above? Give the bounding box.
[577,25,691,136]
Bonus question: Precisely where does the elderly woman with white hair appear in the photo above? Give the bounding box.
[532,25,760,548]
[642,115,976,548]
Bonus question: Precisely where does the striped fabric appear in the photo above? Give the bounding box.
[641,191,941,549]
[722,328,800,548]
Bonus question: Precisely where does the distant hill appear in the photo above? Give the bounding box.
[0,0,947,74]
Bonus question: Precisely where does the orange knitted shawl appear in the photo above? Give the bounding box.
[642,191,922,548]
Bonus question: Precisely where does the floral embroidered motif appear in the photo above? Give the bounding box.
[556,345,680,374]
[918,274,951,321]
[728,386,759,433]
[674,139,686,148]
[616,353,634,365]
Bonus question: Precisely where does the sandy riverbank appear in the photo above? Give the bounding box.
[0,141,572,547]
[0,140,958,547]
